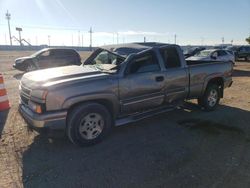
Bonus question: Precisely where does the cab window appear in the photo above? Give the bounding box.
[126,51,160,75]
[160,47,181,68]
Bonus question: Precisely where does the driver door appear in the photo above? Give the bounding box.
[119,51,165,114]
[37,50,52,69]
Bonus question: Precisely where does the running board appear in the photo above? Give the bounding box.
[115,105,176,126]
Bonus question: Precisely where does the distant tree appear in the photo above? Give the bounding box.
[246,36,250,44]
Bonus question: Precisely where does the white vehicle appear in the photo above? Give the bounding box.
[187,49,235,64]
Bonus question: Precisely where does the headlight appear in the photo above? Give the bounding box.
[31,90,48,99]
[15,59,22,64]
[28,100,42,113]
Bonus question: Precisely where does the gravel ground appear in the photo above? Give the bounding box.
[0,51,250,188]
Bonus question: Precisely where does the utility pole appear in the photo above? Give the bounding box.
[174,34,177,44]
[144,36,146,43]
[116,32,119,44]
[81,34,84,47]
[16,27,22,46]
[201,37,204,46]
[222,37,224,45]
[48,35,51,46]
[5,10,12,46]
[78,30,80,46]
[4,33,7,45]
[89,27,93,50]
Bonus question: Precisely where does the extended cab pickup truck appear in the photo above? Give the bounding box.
[19,43,233,146]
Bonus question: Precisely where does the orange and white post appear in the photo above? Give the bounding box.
[0,73,10,111]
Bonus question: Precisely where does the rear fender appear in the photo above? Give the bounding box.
[201,74,224,97]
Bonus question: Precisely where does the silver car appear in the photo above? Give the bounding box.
[187,49,235,64]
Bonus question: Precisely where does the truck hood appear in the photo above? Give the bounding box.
[21,65,107,89]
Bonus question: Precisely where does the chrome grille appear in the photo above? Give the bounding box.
[21,85,31,96]
[20,84,31,105]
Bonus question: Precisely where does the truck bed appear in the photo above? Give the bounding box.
[186,60,233,98]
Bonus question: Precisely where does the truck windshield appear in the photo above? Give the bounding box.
[88,50,125,72]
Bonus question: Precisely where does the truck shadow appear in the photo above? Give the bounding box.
[233,69,250,77]
[21,103,250,187]
[0,110,9,138]
[13,72,24,80]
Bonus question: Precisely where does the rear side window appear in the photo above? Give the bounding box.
[160,47,181,68]
[126,51,160,74]
[218,50,227,56]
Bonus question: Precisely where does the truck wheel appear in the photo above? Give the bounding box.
[199,84,220,111]
[197,97,204,107]
[66,103,112,146]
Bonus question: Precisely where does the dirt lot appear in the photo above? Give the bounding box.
[0,51,250,188]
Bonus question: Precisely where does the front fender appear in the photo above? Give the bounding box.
[62,93,120,116]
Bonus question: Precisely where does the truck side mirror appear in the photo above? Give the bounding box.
[123,54,136,76]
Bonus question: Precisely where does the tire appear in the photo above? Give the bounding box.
[26,62,36,72]
[198,84,220,111]
[246,55,250,62]
[66,103,112,146]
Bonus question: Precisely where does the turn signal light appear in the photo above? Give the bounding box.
[35,105,42,114]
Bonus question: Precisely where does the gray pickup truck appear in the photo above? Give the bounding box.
[19,43,233,146]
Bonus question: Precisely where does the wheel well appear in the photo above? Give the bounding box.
[207,77,224,97]
[67,99,115,119]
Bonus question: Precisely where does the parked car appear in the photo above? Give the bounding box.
[186,49,235,64]
[225,46,238,54]
[13,48,82,72]
[235,46,250,61]
[183,47,206,58]
[19,43,233,146]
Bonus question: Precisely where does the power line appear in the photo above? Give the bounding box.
[0,23,86,32]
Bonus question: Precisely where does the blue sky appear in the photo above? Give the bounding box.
[0,0,249,46]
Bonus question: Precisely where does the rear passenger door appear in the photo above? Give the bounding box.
[37,50,52,69]
[160,46,189,103]
[60,50,78,66]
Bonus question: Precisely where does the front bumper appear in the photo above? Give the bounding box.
[19,104,67,130]
[13,63,25,71]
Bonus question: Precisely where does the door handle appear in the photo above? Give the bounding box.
[155,76,164,82]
